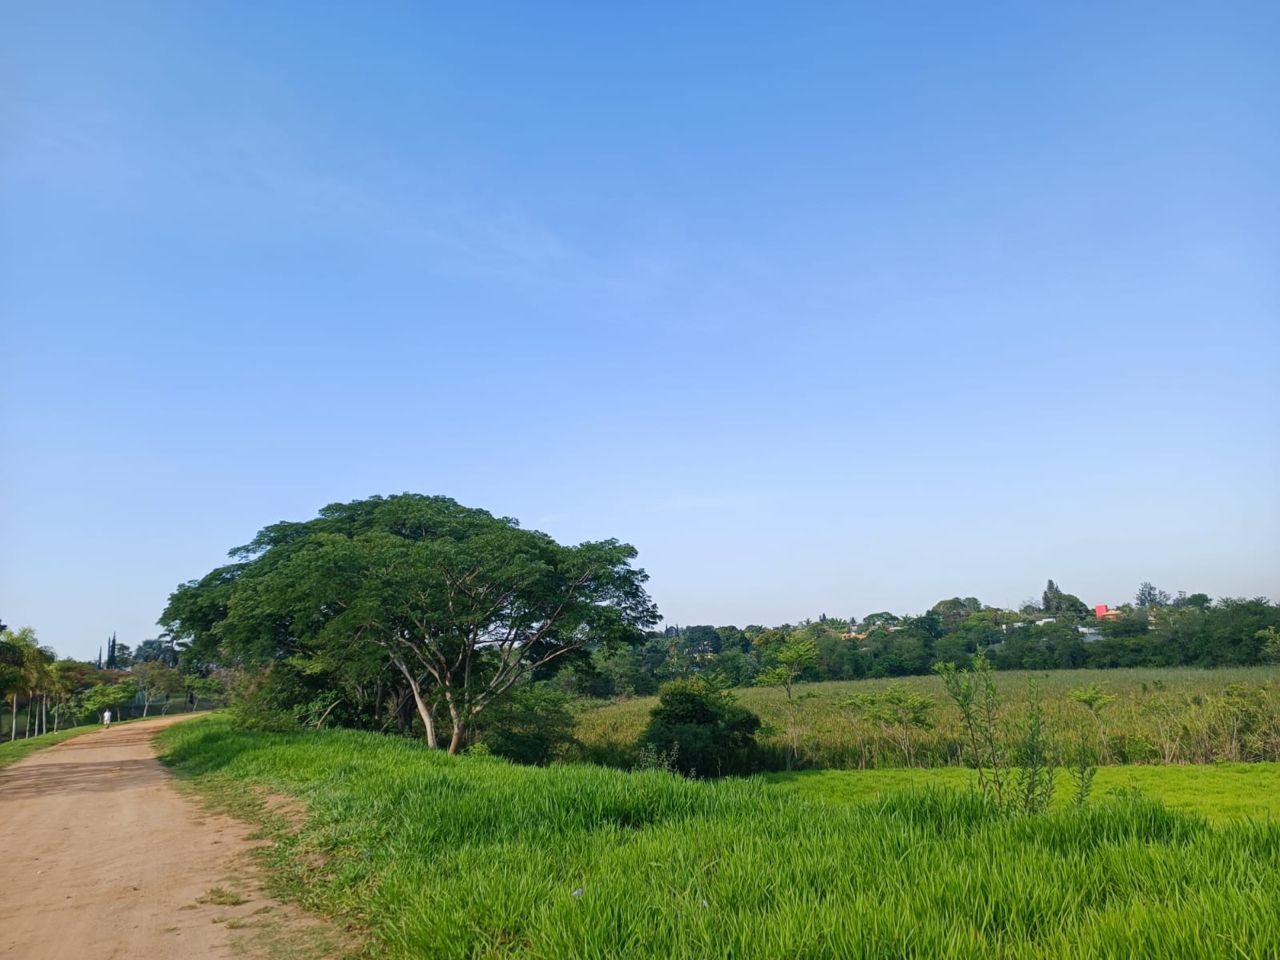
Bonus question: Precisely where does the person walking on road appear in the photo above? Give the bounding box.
[103,709,112,728]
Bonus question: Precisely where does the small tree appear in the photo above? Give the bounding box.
[472,684,578,765]
[842,683,934,766]
[48,661,79,732]
[133,662,183,716]
[81,680,138,722]
[1069,682,1115,762]
[183,675,226,711]
[641,676,760,777]
[755,635,817,769]
[1012,680,1056,814]
[934,654,1006,807]
[1067,683,1114,806]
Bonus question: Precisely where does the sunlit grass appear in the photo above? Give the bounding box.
[0,725,96,769]
[765,762,1280,824]
[158,715,1280,959]
[576,666,1280,769]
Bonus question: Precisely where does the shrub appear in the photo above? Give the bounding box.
[841,683,935,765]
[641,676,761,777]
[473,685,578,765]
[227,665,307,732]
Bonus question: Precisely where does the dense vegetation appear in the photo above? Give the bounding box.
[0,625,222,741]
[551,587,1280,701]
[157,716,1280,960]
[576,666,1280,771]
[9,489,1278,957]
[160,494,656,752]
[13,491,1279,785]
[152,493,1280,770]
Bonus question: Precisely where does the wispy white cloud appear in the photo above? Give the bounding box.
[4,102,793,335]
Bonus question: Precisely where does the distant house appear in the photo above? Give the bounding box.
[1077,626,1103,643]
[1094,604,1123,621]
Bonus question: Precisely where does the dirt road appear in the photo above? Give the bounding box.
[0,715,328,959]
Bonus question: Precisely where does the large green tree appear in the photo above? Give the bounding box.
[161,494,657,752]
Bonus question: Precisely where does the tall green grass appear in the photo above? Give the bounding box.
[576,666,1280,770]
[765,763,1280,824]
[158,716,1280,959]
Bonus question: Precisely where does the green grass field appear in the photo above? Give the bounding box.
[157,715,1280,959]
[575,666,1280,770]
[765,763,1280,824]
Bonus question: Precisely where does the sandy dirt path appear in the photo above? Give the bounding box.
[0,715,329,959]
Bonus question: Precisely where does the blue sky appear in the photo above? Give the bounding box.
[2,2,1277,660]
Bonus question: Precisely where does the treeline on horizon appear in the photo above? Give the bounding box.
[11,493,1278,759]
[1,625,225,741]
[548,580,1280,701]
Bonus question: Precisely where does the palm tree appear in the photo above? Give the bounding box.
[1,629,24,742]
[6,629,53,740]
[49,662,78,733]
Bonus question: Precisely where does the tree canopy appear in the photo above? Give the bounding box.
[161,494,658,751]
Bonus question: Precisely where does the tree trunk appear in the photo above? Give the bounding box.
[9,697,15,742]
[403,674,437,748]
[444,693,465,755]
[143,698,150,718]
[395,690,415,735]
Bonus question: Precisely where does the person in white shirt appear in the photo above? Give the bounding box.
[103,709,112,728]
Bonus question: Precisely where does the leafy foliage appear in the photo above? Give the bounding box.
[161,494,657,752]
[81,679,138,717]
[841,684,935,765]
[641,676,761,777]
[560,585,1280,701]
[472,685,578,765]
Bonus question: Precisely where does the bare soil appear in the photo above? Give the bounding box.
[0,715,338,959]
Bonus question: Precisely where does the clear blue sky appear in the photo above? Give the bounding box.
[3,3,1277,661]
